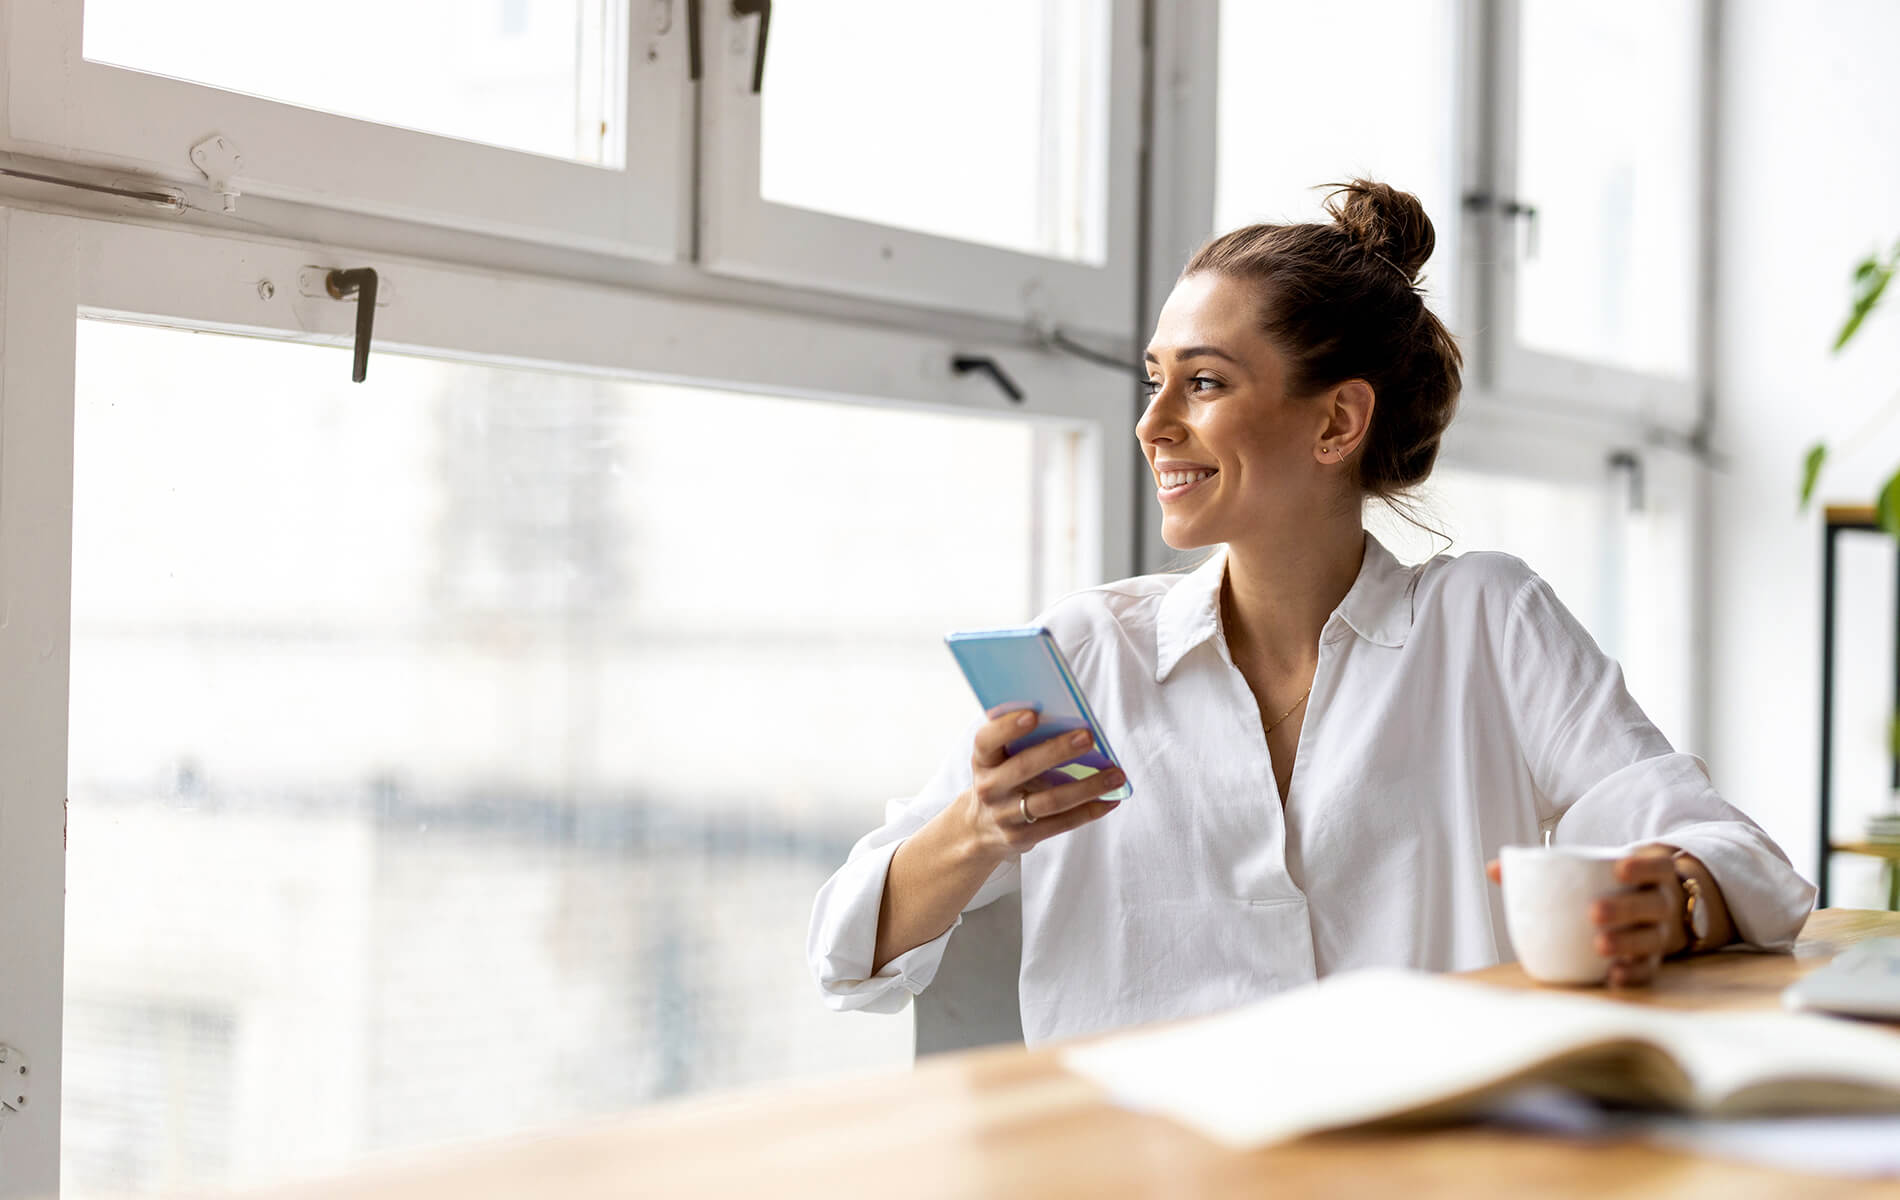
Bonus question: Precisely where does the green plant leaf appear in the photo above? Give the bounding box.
[1878,468,1900,538]
[1799,442,1828,508]
[1836,253,1896,351]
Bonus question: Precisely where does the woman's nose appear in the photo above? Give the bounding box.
[1136,391,1179,446]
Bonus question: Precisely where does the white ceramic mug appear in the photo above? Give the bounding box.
[1499,845,1637,985]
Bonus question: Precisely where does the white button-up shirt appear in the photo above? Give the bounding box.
[807,535,1815,1046]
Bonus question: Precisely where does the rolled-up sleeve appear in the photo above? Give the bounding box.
[1505,575,1816,950]
[807,722,1022,1012]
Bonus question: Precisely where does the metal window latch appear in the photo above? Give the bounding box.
[1460,191,1540,258]
[1504,198,1540,259]
[0,1044,31,1130]
[324,268,380,383]
[189,134,244,214]
[732,0,771,93]
[952,355,1024,404]
[1608,450,1646,513]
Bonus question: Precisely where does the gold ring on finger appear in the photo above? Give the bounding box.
[1020,792,1037,825]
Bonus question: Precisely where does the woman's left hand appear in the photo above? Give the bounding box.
[1485,844,1688,988]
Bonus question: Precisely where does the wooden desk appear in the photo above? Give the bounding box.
[262,909,1900,1200]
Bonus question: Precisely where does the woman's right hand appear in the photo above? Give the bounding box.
[958,709,1126,859]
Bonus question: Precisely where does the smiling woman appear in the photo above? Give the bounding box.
[1136,182,1462,791]
[1154,181,1463,504]
[807,179,1814,1048]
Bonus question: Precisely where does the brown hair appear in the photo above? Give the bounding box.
[1181,179,1463,499]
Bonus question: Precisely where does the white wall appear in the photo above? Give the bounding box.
[1709,0,1900,900]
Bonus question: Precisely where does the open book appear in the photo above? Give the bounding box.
[1057,968,1900,1148]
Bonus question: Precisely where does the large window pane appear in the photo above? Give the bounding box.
[759,0,1110,263]
[1214,0,1461,327]
[64,320,1086,1195]
[82,0,627,166]
[1514,0,1697,378]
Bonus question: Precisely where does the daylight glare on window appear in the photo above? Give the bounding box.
[82,0,629,166]
[61,320,1085,1194]
[758,0,1111,263]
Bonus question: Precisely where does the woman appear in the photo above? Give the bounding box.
[808,180,1815,1046]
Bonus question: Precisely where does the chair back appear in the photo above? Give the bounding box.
[912,890,1025,1057]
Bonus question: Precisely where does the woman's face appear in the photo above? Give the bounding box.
[1136,272,1338,550]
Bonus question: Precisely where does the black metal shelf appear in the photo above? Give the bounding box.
[1817,505,1899,906]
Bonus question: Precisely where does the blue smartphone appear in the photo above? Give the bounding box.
[943,627,1133,801]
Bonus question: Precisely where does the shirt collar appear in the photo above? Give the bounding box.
[1333,533,1417,649]
[1153,533,1417,683]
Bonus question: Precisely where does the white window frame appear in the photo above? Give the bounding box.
[1477,0,1707,432]
[0,205,74,1199]
[697,0,1145,336]
[2,0,694,258]
[0,204,1135,1194]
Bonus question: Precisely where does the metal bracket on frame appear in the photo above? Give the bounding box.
[0,1043,32,1130]
[189,134,245,214]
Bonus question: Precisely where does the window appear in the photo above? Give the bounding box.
[1507,0,1699,380]
[1202,0,1707,428]
[12,0,1149,324]
[0,210,1132,1195]
[6,0,685,254]
[62,320,1087,1191]
[81,0,627,166]
[1486,0,1704,425]
[1213,0,1463,332]
[761,1,1108,265]
[699,0,1143,332]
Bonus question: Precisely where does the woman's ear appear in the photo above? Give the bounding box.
[1315,379,1375,463]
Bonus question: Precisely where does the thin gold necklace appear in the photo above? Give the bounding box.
[1263,685,1313,735]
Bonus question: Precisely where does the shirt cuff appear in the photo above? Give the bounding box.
[1643,822,1818,952]
[808,836,964,1014]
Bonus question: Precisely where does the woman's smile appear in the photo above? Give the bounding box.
[1155,466,1218,502]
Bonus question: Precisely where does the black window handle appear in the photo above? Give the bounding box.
[732,0,771,94]
[325,268,379,383]
[1462,192,1540,259]
[687,0,703,81]
[952,355,1024,404]
[1502,199,1539,258]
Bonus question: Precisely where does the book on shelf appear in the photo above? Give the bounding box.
[1058,968,1900,1149]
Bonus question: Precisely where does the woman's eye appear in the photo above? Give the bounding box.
[1142,376,1218,395]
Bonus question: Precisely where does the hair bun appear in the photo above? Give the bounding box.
[1322,179,1435,284]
